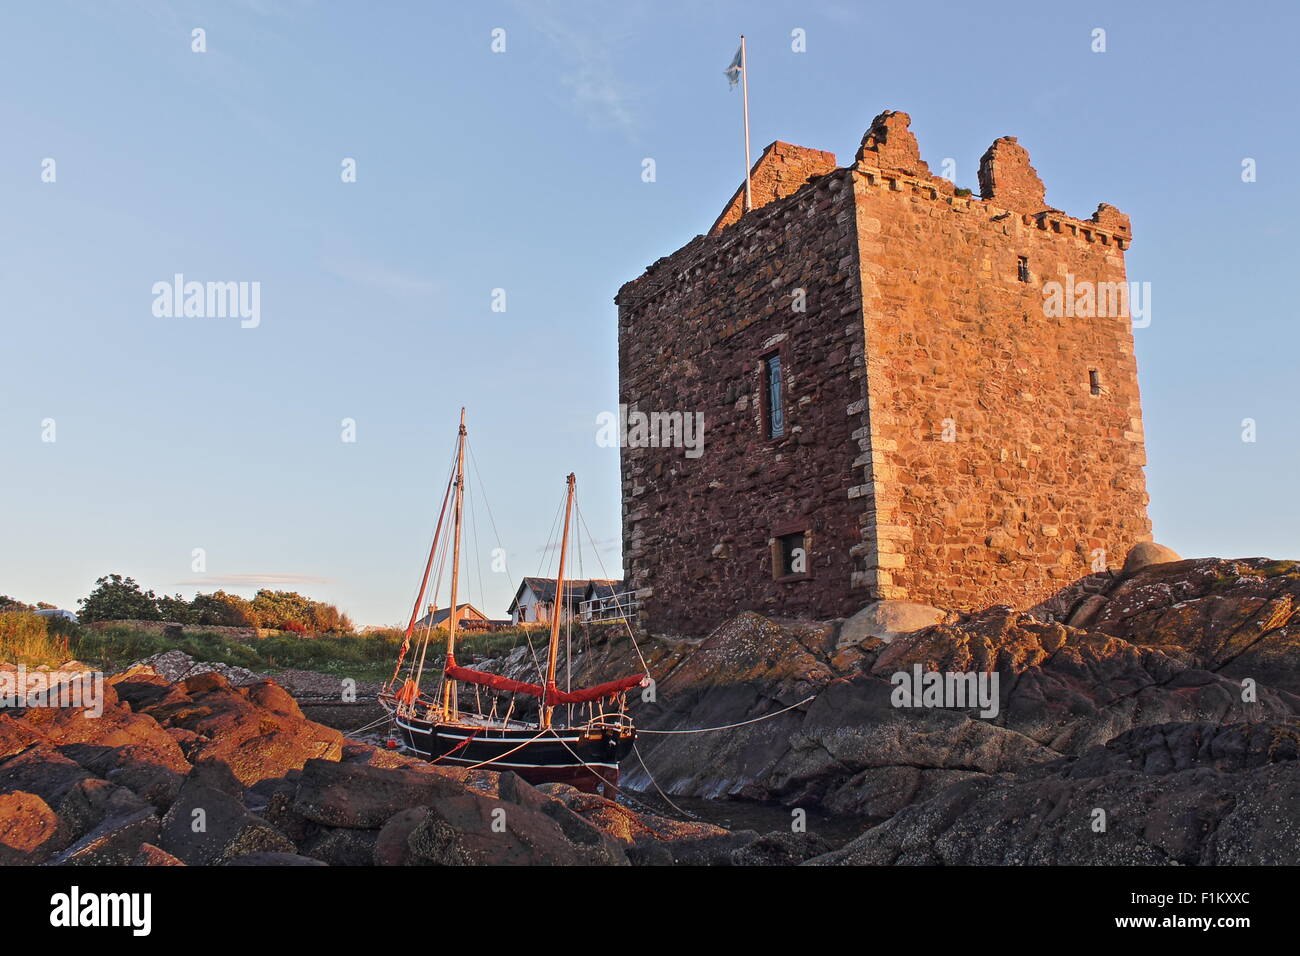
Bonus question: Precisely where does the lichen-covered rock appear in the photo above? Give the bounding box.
[0,790,69,864]
[139,673,343,786]
[291,758,464,829]
[49,806,161,866]
[811,719,1300,866]
[405,789,628,866]
[158,779,294,865]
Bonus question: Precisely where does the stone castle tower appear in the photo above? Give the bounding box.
[615,111,1151,638]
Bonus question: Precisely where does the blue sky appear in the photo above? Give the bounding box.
[2,0,1296,625]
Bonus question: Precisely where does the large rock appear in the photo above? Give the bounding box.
[158,780,295,865]
[0,791,69,864]
[292,758,466,829]
[1090,557,1300,697]
[300,827,378,866]
[837,600,946,649]
[811,719,1300,865]
[404,788,628,866]
[20,682,190,779]
[49,807,161,866]
[55,778,152,841]
[1121,541,1183,576]
[139,672,344,786]
[626,597,1297,818]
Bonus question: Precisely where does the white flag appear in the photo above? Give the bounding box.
[724,44,743,89]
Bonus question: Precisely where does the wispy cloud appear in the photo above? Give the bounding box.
[518,1,641,137]
[173,573,332,589]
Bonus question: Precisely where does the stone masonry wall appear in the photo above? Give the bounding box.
[616,166,868,638]
[617,111,1152,635]
[849,114,1150,611]
[710,141,838,236]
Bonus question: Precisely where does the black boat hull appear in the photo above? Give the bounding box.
[391,710,634,794]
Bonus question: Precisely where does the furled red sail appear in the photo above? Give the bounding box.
[444,657,544,698]
[544,675,648,705]
[444,656,644,705]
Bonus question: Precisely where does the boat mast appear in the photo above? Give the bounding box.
[442,407,468,720]
[542,472,575,729]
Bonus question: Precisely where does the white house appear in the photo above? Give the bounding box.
[507,578,620,625]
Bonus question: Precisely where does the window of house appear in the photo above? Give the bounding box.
[1089,369,1103,395]
[517,606,527,623]
[774,530,809,579]
[1017,256,1030,282]
[762,352,785,439]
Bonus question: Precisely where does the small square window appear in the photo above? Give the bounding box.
[1017,256,1030,282]
[774,531,809,579]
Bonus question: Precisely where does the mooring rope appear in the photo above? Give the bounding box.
[636,694,817,735]
[344,713,393,736]
[630,741,698,820]
[541,729,702,821]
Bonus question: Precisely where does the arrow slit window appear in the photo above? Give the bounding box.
[762,351,785,439]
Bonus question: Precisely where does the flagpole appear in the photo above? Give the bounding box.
[741,34,752,212]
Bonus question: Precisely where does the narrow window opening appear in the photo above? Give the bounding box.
[1017,256,1030,282]
[762,352,785,439]
[775,531,808,579]
[1089,369,1103,395]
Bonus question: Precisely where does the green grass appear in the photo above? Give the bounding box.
[1,614,538,685]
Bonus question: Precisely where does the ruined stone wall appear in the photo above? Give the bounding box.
[710,141,839,236]
[616,169,869,637]
[850,118,1150,611]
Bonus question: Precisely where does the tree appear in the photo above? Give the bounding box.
[250,589,351,633]
[78,574,162,624]
[0,595,33,612]
[251,590,313,631]
[155,593,197,624]
[191,590,259,628]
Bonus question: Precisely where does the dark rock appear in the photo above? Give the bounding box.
[56,778,150,841]
[292,758,464,829]
[301,827,378,866]
[730,829,835,866]
[105,762,185,810]
[0,746,94,806]
[811,719,1300,866]
[405,792,627,866]
[373,808,426,866]
[49,807,161,866]
[158,781,294,865]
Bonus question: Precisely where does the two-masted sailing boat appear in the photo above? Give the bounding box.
[379,409,648,794]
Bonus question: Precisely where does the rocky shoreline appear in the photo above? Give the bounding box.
[0,653,831,865]
[2,555,1297,865]
[521,555,1300,863]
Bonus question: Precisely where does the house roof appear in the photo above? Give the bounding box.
[413,602,487,628]
[583,580,626,600]
[509,577,621,612]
